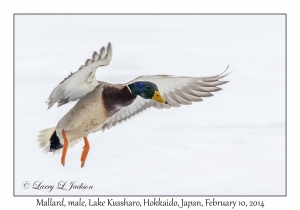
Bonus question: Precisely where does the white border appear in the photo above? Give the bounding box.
[3,0,298,209]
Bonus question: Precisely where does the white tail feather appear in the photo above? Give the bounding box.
[37,127,56,154]
[37,127,83,155]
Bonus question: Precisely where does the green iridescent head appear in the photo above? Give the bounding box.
[128,81,168,104]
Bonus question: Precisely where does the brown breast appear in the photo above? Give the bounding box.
[102,85,136,117]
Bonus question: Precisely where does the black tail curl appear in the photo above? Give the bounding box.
[49,131,63,152]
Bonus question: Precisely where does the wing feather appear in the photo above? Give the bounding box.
[46,43,112,109]
[101,67,230,132]
[93,52,99,61]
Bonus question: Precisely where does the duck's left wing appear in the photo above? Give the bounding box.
[46,43,112,109]
[101,68,230,132]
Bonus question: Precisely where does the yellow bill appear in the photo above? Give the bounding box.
[152,91,168,104]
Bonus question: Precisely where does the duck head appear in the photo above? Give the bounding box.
[128,81,168,104]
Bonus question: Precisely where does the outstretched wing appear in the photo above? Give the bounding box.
[101,67,230,131]
[46,43,112,109]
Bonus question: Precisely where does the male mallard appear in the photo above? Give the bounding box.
[38,43,230,168]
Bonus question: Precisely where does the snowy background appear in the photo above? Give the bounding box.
[15,15,285,196]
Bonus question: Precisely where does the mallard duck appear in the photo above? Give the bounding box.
[38,43,230,168]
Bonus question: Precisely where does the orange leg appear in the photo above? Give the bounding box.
[80,137,90,168]
[61,130,69,166]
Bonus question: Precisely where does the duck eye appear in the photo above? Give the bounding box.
[146,86,150,89]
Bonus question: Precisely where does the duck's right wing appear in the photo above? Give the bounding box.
[101,67,230,132]
[46,43,112,109]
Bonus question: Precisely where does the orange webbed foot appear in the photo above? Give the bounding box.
[61,130,69,166]
[80,137,90,168]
